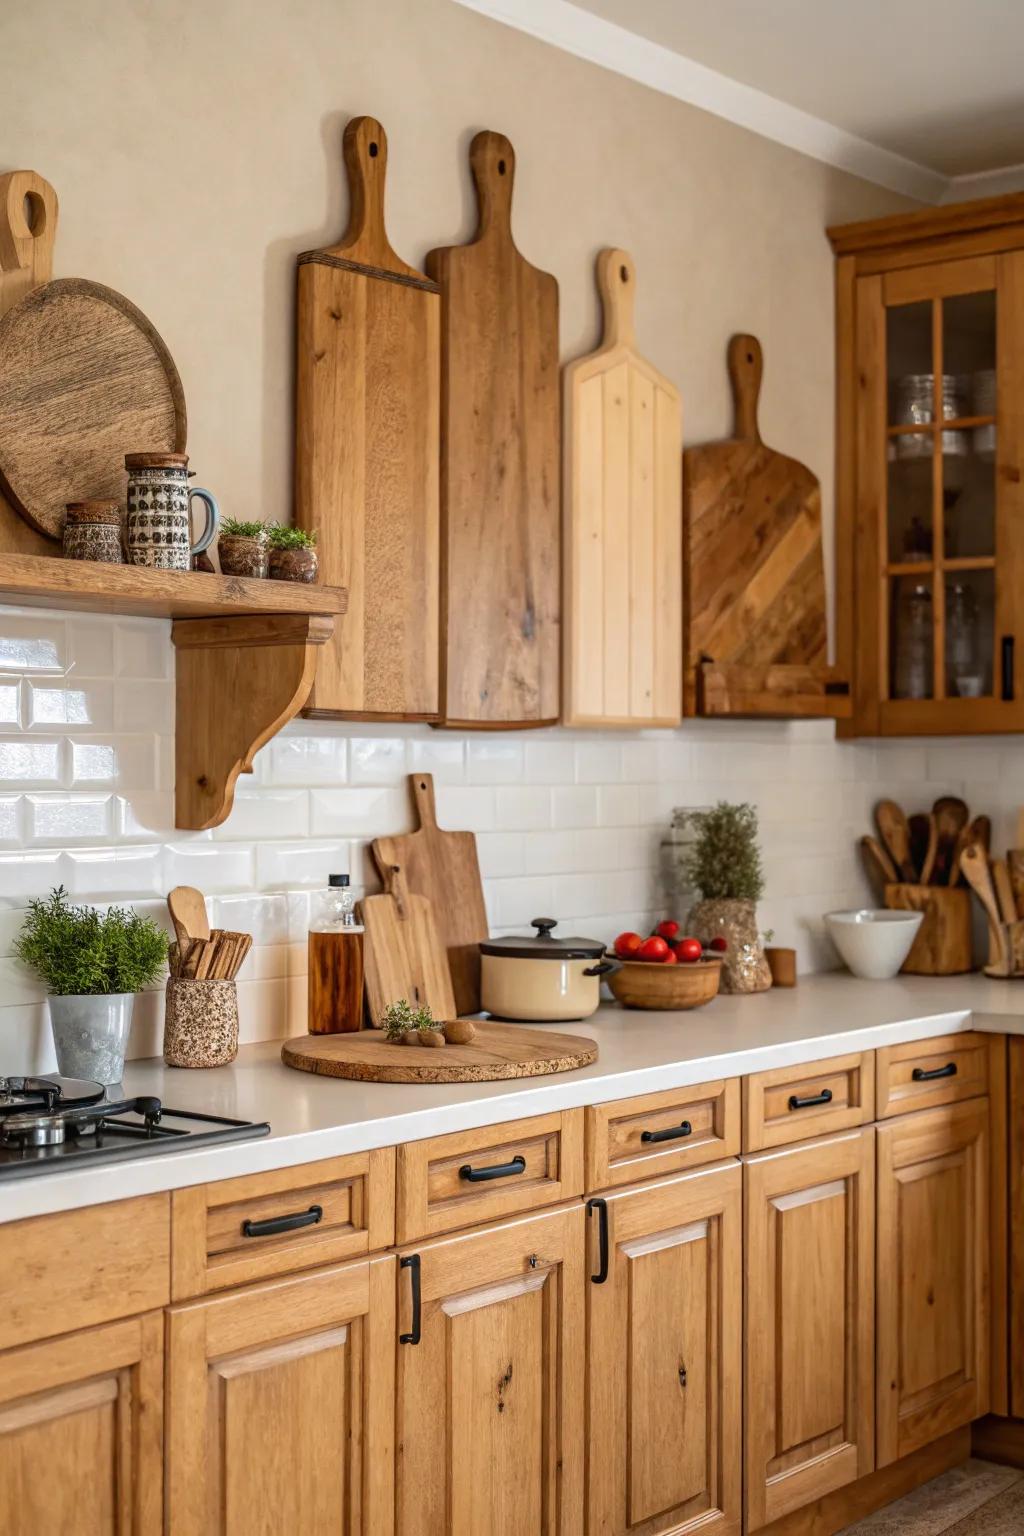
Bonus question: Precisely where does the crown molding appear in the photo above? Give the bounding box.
[453,0,954,203]
[943,162,1024,203]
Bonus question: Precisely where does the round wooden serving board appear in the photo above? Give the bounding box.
[281,1021,598,1084]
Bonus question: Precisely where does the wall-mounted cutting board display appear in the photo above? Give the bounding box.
[281,1020,597,1084]
[682,334,850,718]
[426,131,560,728]
[0,171,185,545]
[372,772,488,1016]
[563,249,682,726]
[296,116,440,720]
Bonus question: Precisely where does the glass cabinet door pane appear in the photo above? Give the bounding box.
[887,449,932,565]
[943,289,996,381]
[887,301,933,426]
[944,435,995,559]
[945,570,993,699]
[890,576,934,700]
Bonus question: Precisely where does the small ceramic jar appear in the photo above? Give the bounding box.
[269,544,318,582]
[63,501,123,564]
[125,452,219,571]
[163,977,239,1067]
[218,533,269,579]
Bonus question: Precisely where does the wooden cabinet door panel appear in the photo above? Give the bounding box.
[396,1204,584,1536]
[877,1099,990,1465]
[0,1312,162,1536]
[587,1163,742,1536]
[744,1129,875,1531]
[167,1254,395,1535]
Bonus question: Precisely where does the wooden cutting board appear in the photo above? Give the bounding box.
[359,867,456,1026]
[682,334,849,718]
[372,772,487,1016]
[296,116,440,721]
[563,248,682,726]
[281,1021,597,1084]
[425,131,560,728]
[0,172,186,543]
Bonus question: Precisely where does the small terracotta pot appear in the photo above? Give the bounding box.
[218,533,268,579]
[269,545,318,583]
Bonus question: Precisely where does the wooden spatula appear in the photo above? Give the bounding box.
[932,797,968,885]
[874,800,916,882]
[961,843,1006,973]
[860,835,898,898]
[167,886,210,946]
[920,813,939,884]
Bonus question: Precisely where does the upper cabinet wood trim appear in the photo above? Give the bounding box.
[828,191,1024,258]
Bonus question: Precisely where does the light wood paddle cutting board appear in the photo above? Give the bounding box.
[296,116,440,720]
[372,772,488,1017]
[683,335,848,719]
[563,248,682,726]
[359,866,456,1027]
[281,1020,597,1084]
[425,131,560,728]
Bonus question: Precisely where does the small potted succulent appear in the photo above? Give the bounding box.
[268,523,318,583]
[217,518,269,579]
[15,887,169,1084]
[682,802,772,994]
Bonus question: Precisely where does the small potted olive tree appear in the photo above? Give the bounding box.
[217,518,269,579]
[268,524,318,582]
[16,887,168,1084]
[683,802,772,993]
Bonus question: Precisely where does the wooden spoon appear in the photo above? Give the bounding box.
[860,835,898,898]
[919,813,939,884]
[961,843,1007,973]
[167,885,210,947]
[908,814,930,879]
[931,796,968,885]
[993,858,1017,925]
[874,800,917,882]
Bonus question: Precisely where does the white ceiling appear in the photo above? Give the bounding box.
[456,0,1024,202]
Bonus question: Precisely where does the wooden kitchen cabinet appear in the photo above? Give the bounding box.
[586,1163,742,1536]
[744,1128,875,1530]
[395,1203,585,1535]
[166,1254,396,1534]
[0,1312,163,1536]
[830,197,1024,736]
[876,1098,990,1465]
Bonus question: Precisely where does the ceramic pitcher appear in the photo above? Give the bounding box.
[124,453,219,571]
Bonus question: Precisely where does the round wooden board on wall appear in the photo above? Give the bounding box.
[281,1020,598,1084]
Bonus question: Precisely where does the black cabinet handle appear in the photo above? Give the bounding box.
[242,1203,322,1239]
[400,1254,421,1345]
[788,1088,833,1111]
[1003,635,1016,703]
[587,1197,609,1285]
[459,1154,526,1183]
[640,1120,693,1144]
[912,1062,958,1082]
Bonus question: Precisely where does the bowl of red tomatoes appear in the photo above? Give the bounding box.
[605,921,724,1011]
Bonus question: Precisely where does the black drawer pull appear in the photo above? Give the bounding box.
[400,1254,421,1345]
[912,1062,958,1082]
[788,1089,833,1112]
[459,1154,526,1183]
[1003,635,1015,703]
[241,1203,323,1239]
[640,1119,693,1144]
[587,1197,609,1285]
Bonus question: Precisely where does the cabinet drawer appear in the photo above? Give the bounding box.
[170,1148,395,1299]
[743,1051,875,1152]
[585,1078,739,1190]
[876,1031,990,1119]
[395,1110,583,1242]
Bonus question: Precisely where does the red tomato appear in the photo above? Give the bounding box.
[660,948,678,964]
[708,935,728,953]
[614,931,643,959]
[637,936,669,962]
[655,919,680,940]
[677,937,703,964]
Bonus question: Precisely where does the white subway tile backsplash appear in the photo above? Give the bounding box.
[25,678,114,732]
[494,785,552,831]
[0,796,22,846]
[575,740,622,784]
[597,783,640,827]
[0,615,65,673]
[0,680,20,726]
[65,845,164,898]
[310,785,407,837]
[27,793,113,843]
[0,738,64,786]
[162,840,256,893]
[213,789,309,842]
[113,678,174,733]
[349,736,409,784]
[67,618,116,676]
[115,623,171,679]
[0,850,65,904]
[256,840,350,890]
[408,734,464,782]
[466,738,525,783]
[71,735,156,789]
[434,784,496,831]
[524,737,575,782]
[552,785,599,828]
[475,830,526,879]
[266,733,347,786]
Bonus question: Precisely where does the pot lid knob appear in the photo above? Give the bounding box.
[531,918,557,936]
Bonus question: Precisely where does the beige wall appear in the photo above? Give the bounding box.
[1,0,914,586]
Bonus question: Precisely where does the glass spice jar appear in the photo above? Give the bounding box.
[893,583,933,700]
[62,501,124,564]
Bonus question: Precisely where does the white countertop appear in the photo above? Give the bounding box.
[6,971,1024,1225]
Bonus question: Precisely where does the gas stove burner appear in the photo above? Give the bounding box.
[0,1075,105,1116]
[0,1091,164,1149]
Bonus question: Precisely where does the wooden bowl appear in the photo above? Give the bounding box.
[606,955,721,1011]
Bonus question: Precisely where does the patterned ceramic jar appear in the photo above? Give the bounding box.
[124,452,219,571]
[63,500,124,563]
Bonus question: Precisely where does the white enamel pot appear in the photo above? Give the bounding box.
[479,918,619,1022]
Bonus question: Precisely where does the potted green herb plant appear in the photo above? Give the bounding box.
[268,523,318,583]
[217,518,269,579]
[16,888,169,1084]
[683,802,772,993]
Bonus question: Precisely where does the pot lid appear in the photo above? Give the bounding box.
[480,917,606,961]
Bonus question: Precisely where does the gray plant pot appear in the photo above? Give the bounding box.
[48,993,135,1085]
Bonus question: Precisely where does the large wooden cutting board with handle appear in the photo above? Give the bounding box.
[372,772,488,1016]
[563,248,682,726]
[425,131,560,728]
[682,334,849,718]
[281,1020,597,1084]
[0,170,186,546]
[296,116,440,720]
[359,866,456,1026]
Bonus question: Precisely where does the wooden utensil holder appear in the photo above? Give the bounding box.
[164,977,239,1067]
[884,883,972,975]
[982,918,1024,978]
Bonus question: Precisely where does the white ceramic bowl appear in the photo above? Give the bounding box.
[824,909,924,980]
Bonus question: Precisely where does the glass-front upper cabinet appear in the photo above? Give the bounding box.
[830,200,1024,736]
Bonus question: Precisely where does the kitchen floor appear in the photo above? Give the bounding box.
[843,1459,1023,1533]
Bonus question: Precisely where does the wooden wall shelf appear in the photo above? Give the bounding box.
[0,552,347,830]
